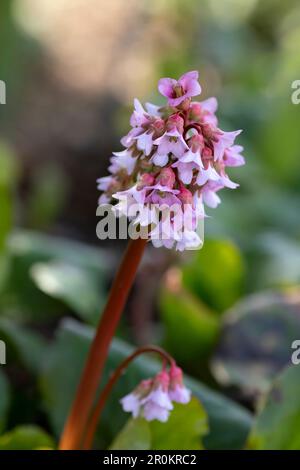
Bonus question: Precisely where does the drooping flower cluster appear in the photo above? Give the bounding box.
[98,71,245,250]
[120,364,191,422]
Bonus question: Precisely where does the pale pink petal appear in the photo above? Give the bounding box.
[169,385,191,404]
[158,77,177,98]
[143,402,170,422]
[120,393,141,418]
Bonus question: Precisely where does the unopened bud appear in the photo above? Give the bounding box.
[166,114,184,133]
[189,133,204,152]
[178,186,193,205]
[156,167,176,188]
[137,172,155,189]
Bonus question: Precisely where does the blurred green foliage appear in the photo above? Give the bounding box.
[249,366,300,450]
[110,398,208,450]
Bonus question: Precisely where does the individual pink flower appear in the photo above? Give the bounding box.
[135,131,154,156]
[108,150,137,175]
[223,145,245,167]
[172,149,203,184]
[189,98,218,127]
[154,129,189,159]
[196,164,220,186]
[213,129,242,161]
[120,379,152,418]
[169,365,191,404]
[130,98,149,128]
[158,71,202,107]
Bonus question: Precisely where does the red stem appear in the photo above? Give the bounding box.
[82,346,174,449]
[59,238,147,450]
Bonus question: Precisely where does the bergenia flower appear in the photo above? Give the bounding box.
[168,364,191,404]
[98,70,245,251]
[120,366,191,422]
[158,71,202,107]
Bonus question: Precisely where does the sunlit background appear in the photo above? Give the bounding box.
[0,0,300,450]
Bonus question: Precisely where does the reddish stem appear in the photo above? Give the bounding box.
[59,237,147,450]
[82,346,174,449]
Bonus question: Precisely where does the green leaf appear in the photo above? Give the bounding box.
[0,318,47,374]
[40,319,252,450]
[182,239,245,313]
[159,282,220,372]
[110,418,151,450]
[249,366,300,450]
[111,398,208,450]
[0,370,10,433]
[0,425,55,450]
[212,290,300,397]
[1,230,111,321]
[7,230,112,274]
[30,260,104,325]
[252,233,300,288]
[150,398,208,450]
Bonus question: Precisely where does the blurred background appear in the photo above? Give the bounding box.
[0,0,300,450]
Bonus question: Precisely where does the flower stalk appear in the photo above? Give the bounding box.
[59,237,147,450]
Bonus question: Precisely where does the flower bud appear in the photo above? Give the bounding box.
[189,133,204,153]
[178,186,193,205]
[156,167,176,188]
[166,114,184,134]
[137,172,155,189]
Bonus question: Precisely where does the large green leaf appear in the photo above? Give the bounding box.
[110,398,208,450]
[211,290,300,398]
[251,233,300,288]
[0,425,55,450]
[159,282,220,373]
[30,260,104,325]
[0,370,10,433]
[182,239,245,313]
[40,319,252,450]
[1,230,111,321]
[0,318,47,374]
[110,418,151,451]
[249,366,300,450]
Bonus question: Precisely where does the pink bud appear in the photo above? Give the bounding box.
[189,133,204,153]
[152,118,165,137]
[188,102,202,121]
[153,370,170,391]
[202,123,217,140]
[202,146,213,157]
[156,167,176,188]
[178,186,193,205]
[137,173,155,189]
[166,114,184,134]
[169,365,191,404]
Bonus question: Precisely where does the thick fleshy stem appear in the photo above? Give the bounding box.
[82,346,175,449]
[59,237,147,450]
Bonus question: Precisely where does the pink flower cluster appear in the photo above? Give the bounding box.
[98,71,244,250]
[120,364,191,422]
